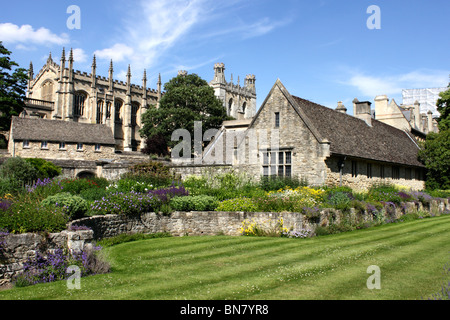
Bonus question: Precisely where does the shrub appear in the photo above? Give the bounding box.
[266,186,325,208]
[24,158,61,180]
[79,187,108,202]
[0,157,38,187]
[170,195,219,211]
[60,178,102,195]
[182,172,260,201]
[109,179,154,193]
[0,177,24,196]
[13,246,109,287]
[425,189,450,199]
[90,191,159,216]
[41,192,89,220]
[122,161,178,188]
[258,176,308,191]
[326,191,353,211]
[0,196,68,233]
[148,185,189,203]
[367,182,404,205]
[216,197,258,212]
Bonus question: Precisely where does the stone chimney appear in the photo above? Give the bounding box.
[353,98,372,126]
[374,95,388,120]
[413,100,421,131]
[336,101,347,113]
[427,110,433,134]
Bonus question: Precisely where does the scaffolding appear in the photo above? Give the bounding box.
[402,87,446,116]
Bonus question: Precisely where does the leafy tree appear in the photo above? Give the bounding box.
[140,73,232,157]
[419,85,450,190]
[24,158,62,180]
[0,42,28,130]
[436,85,450,131]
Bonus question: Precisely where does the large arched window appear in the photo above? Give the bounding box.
[131,102,140,126]
[114,99,123,124]
[96,100,104,124]
[106,101,112,120]
[74,91,87,117]
[41,80,54,101]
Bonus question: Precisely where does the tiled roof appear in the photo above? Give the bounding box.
[291,96,424,168]
[10,116,116,145]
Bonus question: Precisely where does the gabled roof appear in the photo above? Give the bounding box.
[10,116,116,145]
[250,79,424,168]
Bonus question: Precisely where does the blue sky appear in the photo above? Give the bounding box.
[1,0,448,115]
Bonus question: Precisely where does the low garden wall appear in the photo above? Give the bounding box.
[69,211,306,239]
[0,230,93,284]
[68,198,450,240]
[1,198,449,284]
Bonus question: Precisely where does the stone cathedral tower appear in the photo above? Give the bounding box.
[25,48,162,152]
[209,63,256,120]
[23,50,257,153]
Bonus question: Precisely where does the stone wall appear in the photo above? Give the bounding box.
[2,198,448,284]
[69,211,306,239]
[68,198,449,241]
[0,230,93,283]
[325,156,426,192]
[11,140,117,161]
[168,162,233,180]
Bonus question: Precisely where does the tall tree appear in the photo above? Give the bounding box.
[436,84,450,131]
[418,85,450,190]
[140,73,232,157]
[0,42,28,130]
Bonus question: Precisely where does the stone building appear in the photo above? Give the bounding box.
[204,79,426,190]
[8,116,117,161]
[371,95,439,142]
[21,49,255,153]
[209,63,256,120]
[24,49,162,152]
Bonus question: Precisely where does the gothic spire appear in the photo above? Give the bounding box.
[91,55,96,69]
[69,48,74,62]
[47,52,53,64]
[61,48,65,61]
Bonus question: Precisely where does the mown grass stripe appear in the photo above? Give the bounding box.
[110,217,450,299]
[1,215,450,300]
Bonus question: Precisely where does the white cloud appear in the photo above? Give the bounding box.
[344,69,449,98]
[94,0,290,72]
[94,43,134,62]
[72,48,88,63]
[0,23,69,46]
[94,0,205,71]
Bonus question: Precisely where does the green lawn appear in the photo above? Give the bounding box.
[1,214,450,300]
